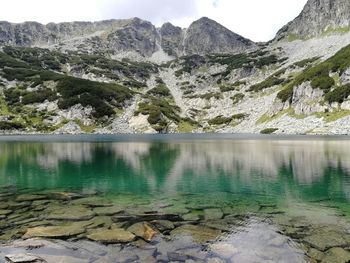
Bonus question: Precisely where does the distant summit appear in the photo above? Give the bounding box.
[0,17,256,60]
[275,0,350,40]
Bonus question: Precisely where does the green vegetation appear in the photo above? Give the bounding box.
[249,76,285,92]
[175,55,206,77]
[22,89,57,105]
[220,81,246,92]
[0,121,25,131]
[1,67,133,119]
[324,84,350,103]
[277,44,350,103]
[260,128,278,134]
[293,57,319,68]
[310,75,334,92]
[147,84,172,98]
[135,98,181,132]
[178,121,196,133]
[232,113,248,119]
[315,109,350,122]
[231,93,245,104]
[208,115,233,125]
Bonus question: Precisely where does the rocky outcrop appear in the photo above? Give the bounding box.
[184,17,255,55]
[276,0,350,40]
[160,22,184,56]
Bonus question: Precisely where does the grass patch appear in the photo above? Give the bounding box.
[260,128,278,134]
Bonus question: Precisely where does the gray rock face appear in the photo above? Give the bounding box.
[276,0,350,40]
[107,18,159,57]
[0,17,255,58]
[160,22,184,56]
[184,17,255,55]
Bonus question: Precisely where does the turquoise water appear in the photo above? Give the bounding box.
[0,135,350,204]
[0,134,350,262]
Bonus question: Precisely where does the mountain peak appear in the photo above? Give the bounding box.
[184,17,255,55]
[276,0,350,40]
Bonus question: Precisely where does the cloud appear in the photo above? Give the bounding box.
[99,0,198,26]
[0,0,308,41]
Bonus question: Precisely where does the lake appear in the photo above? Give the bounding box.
[0,134,350,263]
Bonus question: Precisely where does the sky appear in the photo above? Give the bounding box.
[0,0,308,42]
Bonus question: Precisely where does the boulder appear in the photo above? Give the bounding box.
[87,228,135,243]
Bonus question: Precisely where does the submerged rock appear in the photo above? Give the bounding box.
[71,197,113,207]
[170,224,221,243]
[87,228,135,243]
[204,209,223,220]
[5,253,45,263]
[150,220,175,231]
[47,205,95,221]
[23,224,87,238]
[304,231,348,251]
[321,247,350,263]
[16,194,46,202]
[93,206,123,216]
[127,222,157,241]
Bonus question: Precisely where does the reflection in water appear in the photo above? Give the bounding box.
[0,139,350,202]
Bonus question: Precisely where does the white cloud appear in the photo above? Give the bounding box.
[0,0,308,41]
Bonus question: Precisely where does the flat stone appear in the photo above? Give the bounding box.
[321,247,350,263]
[127,222,157,241]
[207,258,225,263]
[16,194,46,202]
[182,213,201,221]
[209,243,239,259]
[71,197,113,207]
[87,228,135,243]
[93,206,123,216]
[151,220,175,231]
[47,205,95,221]
[308,248,325,261]
[170,224,221,243]
[39,255,88,263]
[204,209,223,220]
[86,216,113,229]
[23,224,86,238]
[304,231,348,251]
[48,192,82,200]
[167,252,188,261]
[5,253,45,262]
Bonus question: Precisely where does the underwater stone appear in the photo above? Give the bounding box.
[87,228,135,243]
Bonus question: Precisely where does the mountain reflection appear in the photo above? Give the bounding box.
[0,139,349,200]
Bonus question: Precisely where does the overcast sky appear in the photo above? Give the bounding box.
[0,0,308,41]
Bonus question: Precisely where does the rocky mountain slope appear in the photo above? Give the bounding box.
[1,0,350,135]
[0,17,255,62]
[276,0,350,40]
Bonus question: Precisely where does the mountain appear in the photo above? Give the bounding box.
[2,1,350,136]
[183,17,255,55]
[0,17,255,61]
[276,0,350,40]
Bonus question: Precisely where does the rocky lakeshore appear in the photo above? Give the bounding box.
[0,187,349,263]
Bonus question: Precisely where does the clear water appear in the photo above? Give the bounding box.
[0,134,350,262]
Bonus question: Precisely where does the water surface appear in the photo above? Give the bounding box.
[0,135,349,262]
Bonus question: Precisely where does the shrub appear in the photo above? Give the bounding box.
[249,76,285,92]
[311,75,335,92]
[147,84,171,98]
[208,116,233,125]
[0,121,24,130]
[232,113,248,119]
[22,89,57,104]
[260,128,278,134]
[231,93,245,104]
[277,85,294,103]
[325,84,350,103]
